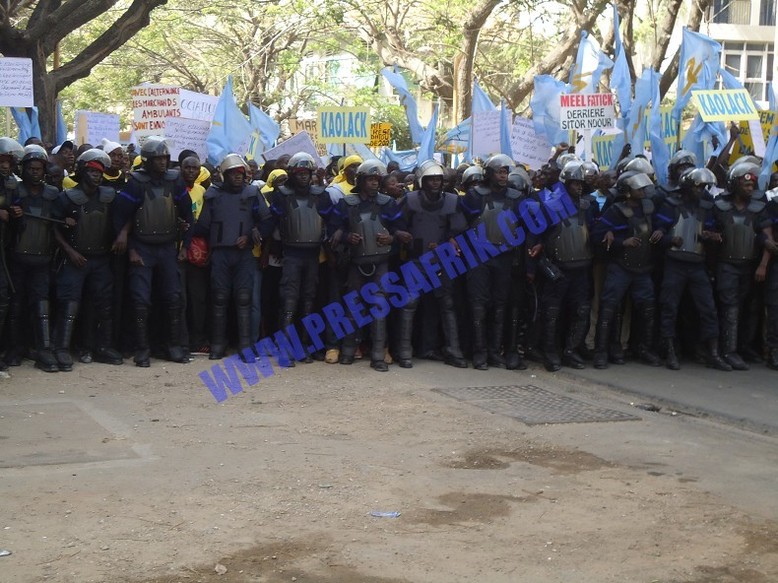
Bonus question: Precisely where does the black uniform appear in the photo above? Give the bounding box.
[766,196,778,369]
[0,173,16,369]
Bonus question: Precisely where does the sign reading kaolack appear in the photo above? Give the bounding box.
[317,107,371,144]
[559,93,615,131]
[692,89,759,122]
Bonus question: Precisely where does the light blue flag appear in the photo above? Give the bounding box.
[569,30,613,93]
[500,99,513,157]
[627,69,654,155]
[380,147,417,172]
[10,108,32,143]
[381,66,424,144]
[29,107,41,141]
[671,27,721,124]
[472,78,496,112]
[612,4,632,118]
[418,103,439,163]
[56,101,67,145]
[247,102,279,151]
[769,81,777,111]
[647,69,670,185]
[682,113,727,164]
[438,116,470,158]
[531,75,569,145]
[759,125,778,190]
[206,76,252,165]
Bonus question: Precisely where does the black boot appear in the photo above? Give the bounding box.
[396,305,415,368]
[503,301,525,370]
[720,307,748,370]
[209,291,229,360]
[471,304,488,370]
[636,303,661,367]
[593,305,613,369]
[542,306,561,372]
[236,288,256,364]
[34,301,59,373]
[705,337,732,371]
[133,305,151,367]
[609,306,625,365]
[53,301,79,371]
[94,306,123,365]
[767,347,778,371]
[440,301,467,368]
[166,301,187,363]
[0,295,9,371]
[562,304,589,370]
[664,337,680,370]
[487,307,507,368]
[370,317,388,372]
[277,309,296,367]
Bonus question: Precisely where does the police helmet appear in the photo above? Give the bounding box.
[77,148,111,171]
[679,167,716,189]
[669,149,697,171]
[616,171,653,194]
[0,137,24,162]
[416,160,444,181]
[733,155,761,168]
[140,137,170,162]
[484,154,516,174]
[624,157,655,178]
[581,161,600,179]
[559,160,586,183]
[615,156,633,175]
[219,153,248,175]
[287,152,316,172]
[21,144,49,165]
[356,160,387,179]
[461,165,484,185]
[727,162,759,188]
[508,170,530,193]
[556,153,578,170]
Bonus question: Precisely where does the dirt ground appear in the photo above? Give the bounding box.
[1,355,777,583]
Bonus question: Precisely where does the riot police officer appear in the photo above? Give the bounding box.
[335,160,409,371]
[765,186,778,370]
[113,137,193,367]
[656,150,697,203]
[536,160,597,371]
[652,168,731,371]
[51,149,124,371]
[592,171,661,369]
[270,152,336,364]
[0,137,23,371]
[712,163,773,371]
[196,154,273,362]
[6,145,61,372]
[396,160,468,368]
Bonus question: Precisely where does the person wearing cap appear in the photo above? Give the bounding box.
[51,140,75,176]
[711,163,774,371]
[194,154,273,363]
[112,137,194,367]
[50,149,125,371]
[269,152,338,364]
[6,145,61,372]
[591,171,661,369]
[100,139,127,192]
[395,160,468,369]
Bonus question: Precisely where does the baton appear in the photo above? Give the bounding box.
[23,212,67,225]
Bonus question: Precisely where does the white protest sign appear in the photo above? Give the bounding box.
[131,84,180,139]
[74,110,121,146]
[510,116,552,170]
[0,58,34,107]
[262,131,324,167]
[471,110,502,158]
[178,89,219,122]
[164,116,211,162]
[559,93,616,131]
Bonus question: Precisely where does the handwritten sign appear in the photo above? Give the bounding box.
[317,107,371,144]
[369,123,392,147]
[74,110,121,146]
[509,116,552,170]
[289,118,327,156]
[560,93,615,131]
[131,84,180,138]
[471,110,502,159]
[730,110,776,162]
[164,116,211,162]
[0,58,34,107]
[692,89,759,122]
[262,131,324,167]
[178,89,219,122]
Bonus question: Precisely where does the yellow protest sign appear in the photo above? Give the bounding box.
[369,123,392,147]
[692,89,759,122]
[317,107,372,144]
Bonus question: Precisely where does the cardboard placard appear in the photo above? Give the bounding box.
[369,123,392,147]
[289,118,327,157]
[131,84,180,139]
[178,89,219,122]
[164,116,211,162]
[692,89,759,122]
[262,131,324,167]
[0,58,33,107]
[509,116,552,170]
[471,110,502,159]
[317,107,372,144]
[74,110,121,146]
[559,93,615,131]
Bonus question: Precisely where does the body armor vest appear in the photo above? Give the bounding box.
[405,190,458,258]
[473,186,522,246]
[132,170,179,244]
[13,183,59,260]
[345,193,393,264]
[278,185,324,249]
[544,196,593,267]
[666,197,711,262]
[715,197,765,263]
[205,184,260,249]
[66,186,116,255]
[613,199,654,273]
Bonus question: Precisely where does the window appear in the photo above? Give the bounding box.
[720,42,775,101]
[760,0,776,25]
[712,0,752,23]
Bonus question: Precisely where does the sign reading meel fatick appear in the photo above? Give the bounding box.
[692,89,759,122]
[559,93,616,131]
[317,107,372,144]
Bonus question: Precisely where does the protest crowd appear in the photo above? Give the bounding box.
[0,127,777,379]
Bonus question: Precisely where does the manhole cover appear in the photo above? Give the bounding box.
[433,384,640,425]
[0,402,139,468]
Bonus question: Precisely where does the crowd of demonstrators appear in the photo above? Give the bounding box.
[0,129,777,378]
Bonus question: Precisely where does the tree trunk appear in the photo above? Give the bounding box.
[649,0,685,71]
[659,0,714,97]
